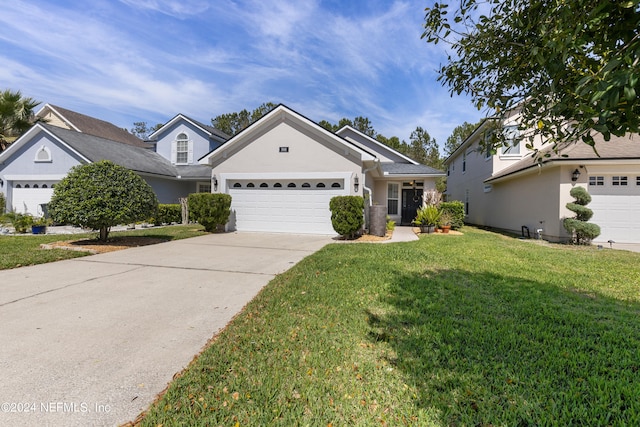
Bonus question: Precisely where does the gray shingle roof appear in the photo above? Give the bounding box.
[380,162,445,175]
[44,124,179,177]
[46,105,150,148]
[175,165,212,179]
[487,133,640,182]
[187,116,230,140]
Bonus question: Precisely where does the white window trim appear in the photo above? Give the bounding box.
[387,183,399,215]
[172,133,193,165]
[34,145,52,163]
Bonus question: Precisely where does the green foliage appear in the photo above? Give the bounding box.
[152,204,182,225]
[48,160,158,241]
[329,196,364,239]
[414,205,441,226]
[422,1,640,149]
[386,216,395,231]
[563,186,600,244]
[211,102,277,136]
[0,192,5,213]
[445,121,482,156]
[0,89,40,151]
[439,201,465,230]
[1,212,33,233]
[188,193,231,232]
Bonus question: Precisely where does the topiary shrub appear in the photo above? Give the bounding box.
[152,204,182,225]
[48,160,158,241]
[563,186,600,244]
[439,200,465,230]
[188,193,232,232]
[329,195,364,239]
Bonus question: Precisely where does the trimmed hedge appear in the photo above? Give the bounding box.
[152,204,182,225]
[188,193,232,232]
[439,200,465,230]
[329,196,364,239]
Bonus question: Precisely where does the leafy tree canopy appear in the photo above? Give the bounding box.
[48,160,158,241]
[0,89,40,151]
[130,121,163,140]
[444,121,482,156]
[423,0,640,150]
[211,102,277,136]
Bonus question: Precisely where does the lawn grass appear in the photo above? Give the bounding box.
[139,227,640,426]
[0,224,206,270]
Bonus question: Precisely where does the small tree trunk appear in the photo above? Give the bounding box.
[99,226,109,241]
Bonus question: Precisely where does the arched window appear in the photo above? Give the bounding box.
[24,184,30,188]
[274,183,282,188]
[33,184,39,188]
[233,182,242,188]
[302,183,310,188]
[15,184,22,188]
[175,132,189,164]
[42,184,48,188]
[260,183,268,188]
[247,183,255,188]
[331,182,341,188]
[316,183,325,188]
[287,183,296,188]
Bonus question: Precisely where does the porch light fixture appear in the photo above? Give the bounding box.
[571,168,581,182]
[354,176,359,192]
[212,175,218,191]
[0,178,3,187]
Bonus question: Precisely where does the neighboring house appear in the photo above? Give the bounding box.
[444,117,640,243]
[199,104,444,234]
[0,111,229,215]
[36,104,150,148]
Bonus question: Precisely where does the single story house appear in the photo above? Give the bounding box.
[444,117,640,244]
[199,104,444,234]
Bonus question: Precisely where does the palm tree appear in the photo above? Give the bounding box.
[0,89,41,151]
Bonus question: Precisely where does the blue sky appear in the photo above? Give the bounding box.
[0,0,483,148]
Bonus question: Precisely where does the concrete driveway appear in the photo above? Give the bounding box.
[0,232,332,427]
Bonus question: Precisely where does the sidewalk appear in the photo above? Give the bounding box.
[386,226,419,243]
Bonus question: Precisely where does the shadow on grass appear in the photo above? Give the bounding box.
[371,268,640,425]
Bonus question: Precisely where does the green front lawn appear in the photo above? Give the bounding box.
[139,227,640,426]
[0,224,206,270]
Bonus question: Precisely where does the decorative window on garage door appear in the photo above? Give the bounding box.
[228,179,343,189]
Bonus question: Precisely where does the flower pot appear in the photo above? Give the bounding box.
[31,225,47,234]
[441,225,451,234]
[420,225,435,234]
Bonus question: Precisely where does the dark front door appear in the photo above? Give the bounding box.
[401,189,423,225]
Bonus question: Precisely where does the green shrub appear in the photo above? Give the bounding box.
[48,160,158,241]
[152,204,182,225]
[438,201,465,229]
[188,193,231,232]
[563,186,600,244]
[0,192,5,214]
[329,196,364,239]
[2,212,33,233]
[386,216,396,231]
[414,205,440,226]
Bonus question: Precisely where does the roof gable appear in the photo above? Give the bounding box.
[36,104,149,148]
[336,126,418,164]
[149,113,229,142]
[199,104,375,165]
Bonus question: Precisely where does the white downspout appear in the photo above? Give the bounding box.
[361,159,379,207]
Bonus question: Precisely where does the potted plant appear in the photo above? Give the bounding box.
[31,216,50,234]
[438,211,453,233]
[414,205,441,234]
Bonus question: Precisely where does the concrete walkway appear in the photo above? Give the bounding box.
[0,232,332,427]
[387,226,419,243]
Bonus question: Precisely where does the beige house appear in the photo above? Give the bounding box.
[199,105,444,234]
[444,117,640,244]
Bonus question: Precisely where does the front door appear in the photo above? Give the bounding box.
[401,189,423,225]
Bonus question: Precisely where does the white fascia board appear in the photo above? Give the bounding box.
[36,104,81,132]
[443,118,495,165]
[337,125,418,165]
[148,114,212,140]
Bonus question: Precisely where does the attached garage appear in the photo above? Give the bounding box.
[588,175,640,243]
[228,179,346,234]
[10,181,57,216]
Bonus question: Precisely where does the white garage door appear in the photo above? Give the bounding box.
[12,187,55,216]
[228,179,346,234]
[588,176,640,243]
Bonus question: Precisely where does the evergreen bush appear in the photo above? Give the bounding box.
[188,193,232,232]
[563,186,600,244]
[152,204,182,225]
[439,200,465,230]
[329,196,364,239]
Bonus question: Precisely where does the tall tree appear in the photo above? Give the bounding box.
[444,121,481,156]
[0,89,40,151]
[352,116,375,137]
[130,121,162,140]
[211,102,277,136]
[408,126,441,169]
[422,1,640,150]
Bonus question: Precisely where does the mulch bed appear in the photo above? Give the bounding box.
[40,236,168,254]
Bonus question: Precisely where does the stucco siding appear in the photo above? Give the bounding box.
[212,121,361,175]
[0,133,84,177]
[40,111,71,130]
[155,121,217,165]
[142,176,198,204]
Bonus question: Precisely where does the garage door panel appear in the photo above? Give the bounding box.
[590,194,640,243]
[229,188,343,234]
[12,188,55,216]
